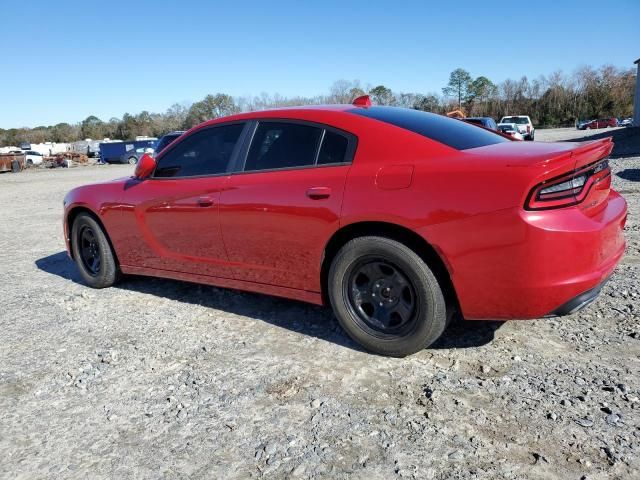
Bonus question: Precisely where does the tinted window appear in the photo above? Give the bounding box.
[317,130,349,165]
[349,107,509,150]
[154,124,243,178]
[245,122,322,171]
[156,133,183,154]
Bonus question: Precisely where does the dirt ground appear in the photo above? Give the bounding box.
[1,128,639,479]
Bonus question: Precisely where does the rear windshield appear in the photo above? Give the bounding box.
[348,107,508,150]
[501,116,528,124]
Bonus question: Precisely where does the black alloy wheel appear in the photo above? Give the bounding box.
[346,258,417,336]
[78,225,101,276]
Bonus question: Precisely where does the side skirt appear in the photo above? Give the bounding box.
[120,264,324,306]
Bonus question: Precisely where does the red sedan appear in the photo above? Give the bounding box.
[586,118,618,129]
[63,97,627,356]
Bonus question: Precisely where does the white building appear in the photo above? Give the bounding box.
[635,57,640,127]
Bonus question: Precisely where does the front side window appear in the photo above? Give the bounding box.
[154,123,244,178]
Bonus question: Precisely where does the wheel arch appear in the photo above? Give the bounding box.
[320,221,458,311]
[66,206,119,265]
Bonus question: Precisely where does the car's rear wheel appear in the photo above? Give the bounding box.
[328,236,447,357]
[71,213,120,288]
[128,156,137,165]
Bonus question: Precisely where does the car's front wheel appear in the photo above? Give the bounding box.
[328,236,447,357]
[128,156,137,165]
[71,213,120,288]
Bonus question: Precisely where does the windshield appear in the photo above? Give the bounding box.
[501,117,528,125]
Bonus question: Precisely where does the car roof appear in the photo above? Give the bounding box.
[196,104,354,126]
[191,105,510,151]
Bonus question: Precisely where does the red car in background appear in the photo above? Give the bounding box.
[63,97,627,356]
[583,118,619,129]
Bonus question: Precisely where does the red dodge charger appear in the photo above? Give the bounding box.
[63,97,627,356]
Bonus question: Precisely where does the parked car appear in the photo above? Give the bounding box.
[99,140,156,164]
[619,118,633,127]
[497,123,524,140]
[24,150,44,165]
[120,147,153,165]
[577,119,594,130]
[63,98,627,357]
[462,117,497,130]
[582,118,618,129]
[499,115,535,140]
[154,131,185,155]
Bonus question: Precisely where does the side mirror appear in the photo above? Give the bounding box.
[134,153,156,180]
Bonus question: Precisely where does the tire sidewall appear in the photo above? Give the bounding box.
[71,213,118,288]
[328,237,446,357]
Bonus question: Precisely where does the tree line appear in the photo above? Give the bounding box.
[0,64,635,147]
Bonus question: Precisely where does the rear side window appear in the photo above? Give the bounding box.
[154,123,244,178]
[245,122,322,171]
[350,107,509,150]
[317,130,349,165]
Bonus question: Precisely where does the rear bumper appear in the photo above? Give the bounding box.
[427,190,627,320]
[545,276,609,317]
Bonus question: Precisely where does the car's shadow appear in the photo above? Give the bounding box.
[617,169,640,182]
[35,251,503,353]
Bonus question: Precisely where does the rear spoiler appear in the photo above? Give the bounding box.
[536,137,613,169]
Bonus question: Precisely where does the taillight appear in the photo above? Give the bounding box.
[525,159,610,210]
[527,125,531,133]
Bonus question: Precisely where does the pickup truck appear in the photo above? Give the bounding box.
[499,115,535,140]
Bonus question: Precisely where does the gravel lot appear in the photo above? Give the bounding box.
[1,128,639,479]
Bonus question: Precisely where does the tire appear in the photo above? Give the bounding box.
[128,156,137,165]
[328,236,447,357]
[71,213,120,288]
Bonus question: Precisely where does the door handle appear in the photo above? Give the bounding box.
[197,196,215,207]
[306,187,332,200]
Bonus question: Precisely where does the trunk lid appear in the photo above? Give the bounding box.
[467,137,614,212]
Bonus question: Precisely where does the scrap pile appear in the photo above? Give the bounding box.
[45,152,89,168]
[0,153,25,173]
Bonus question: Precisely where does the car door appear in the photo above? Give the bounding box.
[219,120,356,292]
[117,122,247,278]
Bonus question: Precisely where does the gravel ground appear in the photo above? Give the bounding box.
[1,128,639,479]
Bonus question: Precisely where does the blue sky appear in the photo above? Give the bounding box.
[1,0,638,128]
